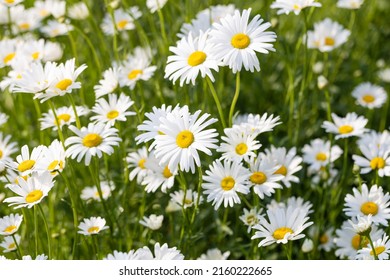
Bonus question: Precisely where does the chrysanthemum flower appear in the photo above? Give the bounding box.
[202,159,250,210]
[12,6,42,33]
[139,214,164,230]
[94,67,120,98]
[0,213,23,235]
[358,130,390,151]
[165,31,220,86]
[4,171,54,209]
[35,139,66,176]
[344,184,390,226]
[351,82,387,109]
[103,250,139,260]
[322,112,368,139]
[154,106,218,173]
[267,196,313,215]
[65,123,121,166]
[0,234,20,253]
[317,227,335,252]
[80,181,112,201]
[40,20,73,37]
[78,216,109,236]
[218,127,261,163]
[91,93,135,126]
[136,243,184,260]
[0,0,23,7]
[8,145,45,176]
[352,144,390,177]
[40,105,89,131]
[270,0,321,15]
[307,18,350,52]
[233,113,281,137]
[348,214,373,235]
[337,0,364,9]
[302,138,342,171]
[68,2,89,20]
[127,147,149,184]
[356,234,390,260]
[146,0,168,13]
[0,39,19,68]
[197,248,230,260]
[208,8,277,73]
[101,8,137,35]
[251,205,313,247]
[239,207,263,233]
[169,189,203,209]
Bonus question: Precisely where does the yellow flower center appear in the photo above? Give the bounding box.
[163,166,173,178]
[32,52,40,60]
[338,125,354,134]
[250,171,267,184]
[273,227,294,240]
[87,226,100,234]
[127,69,143,80]
[293,4,301,10]
[316,152,327,161]
[5,0,15,3]
[47,160,61,172]
[116,20,128,30]
[0,149,3,159]
[184,199,193,205]
[324,37,335,46]
[39,9,49,17]
[17,159,36,172]
[231,33,250,49]
[176,130,194,148]
[235,143,248,155]
[55,79,73,91]
[25,190,43,203]
[220,176,235,191]
[3,52,15,64]
[351,234,369,250]
[370,246,386,256]
[246,214,258,225]
[360,201,379,215]
[8,243,16,250]
[55,113,71,125]
[274,165,287,176]
[319,234,329,244]
[82,133,103,148]
[19,23,30,30]
[370,157,385,170]
[187,51,207,66]
[362,94,375,103]
[106,110,119,120]
[4,225,17,234]
[138,158,146,169]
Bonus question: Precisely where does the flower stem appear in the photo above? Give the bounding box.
[11,234,23,259]
[34,205,38,257]
[38,204,51,259]
[206,77,227,129]
[367,234,379,260]
[48,100,66,148]
[229,72,241,127]
[67,94,81,129]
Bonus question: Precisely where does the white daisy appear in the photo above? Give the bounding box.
[90,93,135,126]
[358,130,390,151]
[202,159,250,210]
[101,8,136,35]
[146,0,168,13]
[40,20,73,37]
[378,68,390,83]
[0,213,23,236]
[22,254,48,260]
[233,113,281,137]
[0,133,18,164]
[251,205,313,247]
[301,238,314,253]
[35,139,66,176]
[271,0,321,15]
[356,234,390,260]
[68,2,89,20]
[65,123,121,166]
[153,106,219,173]
[40,105,89,131]
[302,138,342,171]
[352,144,390,177]
[344,184,390,226]
[139,214,164,230]
[322,112,368,139]
[0,39,19,68]
[103,250,139,260]
[218,127,261,163]
[94,67,120,98]
[348,214,373,235]
[337,0,364,9]
[42,41,63,62]
[12,7,42,33]
[126,147,149,183]
[247,155,283,199]
[0,234,20,253]
[208,8,277,73]
[197,248,230,260]
[136,243,184,260]
[4,171,55,209]
[8,145,46,176]
[307,18,350,52]
[80,181,112,201]
[352,82,387,109]
[0,0,23,7]
[169,189,203,209]
[165,31,220,86]
[239,207,263,233]
[78,216,109,235]
[317,227,335,252]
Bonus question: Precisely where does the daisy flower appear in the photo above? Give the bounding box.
[40,20,73,37]
[263,146,302,188]
[141,152,177,193]
[202,159,250,210]
[78,217,109,236]
[0,39,20,68]
[136,243,184,260]
[239,207,263,233]
[307,18,350,52]
[103,250,139,260]
[8,145,45,176]
[270,0,321,15]
[40,105,89,131]
[40,58,87,102]
[22,254,48,260]
[65,123,121,166]
[233,113,281,137]
[322,112,368,139]
[68,2,89,20]
[126,147,149,183]
[0,0,23,7]
[352,144,390,177]
[247,155,283,199]
[251,205,313,247]
[348,214,373,235]
[139,214,164,230]
[146,0,168,13]
[12,7,41,33]
[0,213,23,235]
[218,128,261,163]
[208,8,277,73]
[0,133,18,164]
[94,67,120,98]
[358,130,390,151]
[154,106,218,173]
[317,227,335,252]
[352,82,387,109]
[356,234,390,260]
[80,181,112,201]
[169,189,203,209]
[302,138,342,171]
[301,239,314,253]
[4,171,55,209]
[337,0,364,9]
[101,8,135,35]
[0,234,20,253]
[344,184,390,226]
[378,68,390,83]
[165,31,220,86]
[42,41,63,62]
[34,139,66,176]
[90,93,135,126]
[197,248,230,260]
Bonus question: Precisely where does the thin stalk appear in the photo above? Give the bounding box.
[367,234,379,260]
[33,99,44,144]
[67,94,81,129]
[206,77,226,129]
[48,100,66,148]
[156,8,168,47]
[38,204,51,259]
[11,234,23,259]
[34,205,38,257]
[228,72,241,127]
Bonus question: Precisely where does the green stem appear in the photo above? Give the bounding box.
[33,99,44,144]
[367,234,379,260]
[11,234,23,259]
[229,72,241,127]
[206,77,226,129]
[67,94,81,129]
[156,8,168,47]
[284,242,292,260]
[38,204,51,259]
[34,205,38,257]
[48,100,66,148]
